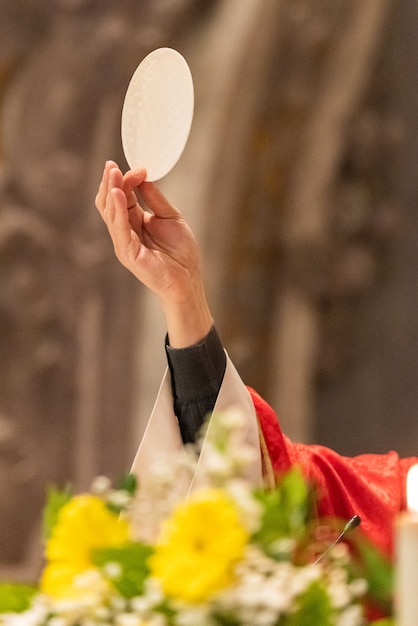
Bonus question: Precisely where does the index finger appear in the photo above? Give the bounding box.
[122,168,147,195]
[121,167,148,211]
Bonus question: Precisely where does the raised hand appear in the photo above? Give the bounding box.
[95,161,213,347]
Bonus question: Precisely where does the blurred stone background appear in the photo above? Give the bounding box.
[1,0,418,580]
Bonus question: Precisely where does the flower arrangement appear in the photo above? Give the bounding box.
[0,409,394,626]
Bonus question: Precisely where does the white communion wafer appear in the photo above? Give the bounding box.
[121,47,194,182]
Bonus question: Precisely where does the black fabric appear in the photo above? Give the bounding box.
[165,325,226,443]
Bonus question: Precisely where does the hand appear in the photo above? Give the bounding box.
[95,161,213,347]
[96,161,201,303]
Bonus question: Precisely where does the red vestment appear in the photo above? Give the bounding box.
[248,386,418,558]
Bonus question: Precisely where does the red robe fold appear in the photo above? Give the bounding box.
[248,386,418,558]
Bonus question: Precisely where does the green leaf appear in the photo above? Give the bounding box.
[212,612,241,626]
[283,581,333,626]
[349,537,393,615]
[0,583,37,613]
[92,542,153,598]
[116,474,138,495]
[252,469,311,555]
[42,484,73,540]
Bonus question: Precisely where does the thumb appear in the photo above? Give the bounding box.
[138,181,182,219]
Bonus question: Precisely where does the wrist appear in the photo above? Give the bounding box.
[161,279,213,348]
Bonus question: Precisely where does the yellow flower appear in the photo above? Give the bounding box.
[40,494,130,599]
[149,489,248,603]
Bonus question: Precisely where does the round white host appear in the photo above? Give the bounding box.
[121,47,194,181]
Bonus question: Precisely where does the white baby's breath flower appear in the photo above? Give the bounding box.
[147,459,178,487]
[48,598,86,615]
[115,613,142,626]
[336,603,364,626]
[62,599,89,611]
[215,547,307,624]
[268,537,296,559]
[287,564,321,597]
[203,446,232,479]
[90,476,112,495]
[330,542,351,565]
[78,618,98,626]
[271,561,296,584]
[174,604,211,626]
[329,565,347,585]
[216,407,246,431]
[245,606,280,626]
[325,564,357,609]
[0,603,48,626]
[175,445,199,471]
[92,605,111,621]
[103,562,122,580]
[129,595,157,616]
[71,570,109,606]
[129,597,149,615]
[348,577,368,598]
[47,595,108,626]
[141,579,165,605]
[49,619,70,626]
[107,490,132,509]
[128,579,165,618]
[327,581,352,609]
[146,615,168,626]
[109,595,128,612]
[230,445,258,469]
[261,587,292,614]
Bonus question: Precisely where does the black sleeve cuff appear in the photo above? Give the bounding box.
[165,325,227,443]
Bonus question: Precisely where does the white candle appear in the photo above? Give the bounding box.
[396,464,418,626]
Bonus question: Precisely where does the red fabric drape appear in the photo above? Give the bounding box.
[248,386,418,557]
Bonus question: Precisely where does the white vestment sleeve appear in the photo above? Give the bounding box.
[130,352,263,490]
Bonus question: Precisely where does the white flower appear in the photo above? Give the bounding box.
[0,604,47,626]
[287,564,321,597]
[336,603,364,626]
[230,445,258,469]
[109,596,128,612]
[348,578,368,598]
[107,490,132,509]
[90,476,112,495]
[331,543,351,565]
[47,618,68,626]
[226,479,263,532]
[71,569,109,606]
[128,580,165,619]
[141,579,165,606]
[92,605,111,621]
[243,606,280,626]
[115,613,142,626]
[174,605,212,626]
[215,548,297,622]
[146,615,168,626]
[214,407,246,431]
[202,446,233,479]
[326,574,352,608]
[129,595,156,617]
[103,562,123,580]
[268,537,296,559]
